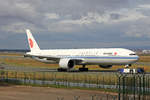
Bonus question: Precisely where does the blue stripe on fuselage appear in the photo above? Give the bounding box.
[63,56,139,60]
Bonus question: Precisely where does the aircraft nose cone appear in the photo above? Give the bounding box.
[135,55,139,61]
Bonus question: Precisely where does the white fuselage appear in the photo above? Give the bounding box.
[25,29,139,70]
[27,48,139,65]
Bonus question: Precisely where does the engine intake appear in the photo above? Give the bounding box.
[59,59,74,69]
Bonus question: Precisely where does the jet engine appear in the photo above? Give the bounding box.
[59,59,75,69]
[99,65,112,68]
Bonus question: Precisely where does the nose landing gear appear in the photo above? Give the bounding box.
[125,64,132,68]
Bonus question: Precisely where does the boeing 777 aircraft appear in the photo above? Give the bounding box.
[24,29,139,71]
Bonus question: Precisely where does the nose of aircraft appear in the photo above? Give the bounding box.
[129,51,139,62]
[135,55,139,61]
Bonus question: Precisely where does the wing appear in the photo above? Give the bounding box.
[24,54,60,61]
[24,54,84,64]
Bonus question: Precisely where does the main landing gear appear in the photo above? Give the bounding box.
[57,65,89,72]
[79,65,88,72]
[125,64,132,68]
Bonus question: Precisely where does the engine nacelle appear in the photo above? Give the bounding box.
[59,59,75,69]
[99,65,112,68]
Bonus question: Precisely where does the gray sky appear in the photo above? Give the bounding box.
[0,0,150,49]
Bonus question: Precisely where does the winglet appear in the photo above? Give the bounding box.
[26,29,40,52]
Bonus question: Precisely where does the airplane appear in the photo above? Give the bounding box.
[24,29,139,71]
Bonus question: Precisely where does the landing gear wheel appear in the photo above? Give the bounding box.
[79,65,88,72]
[57,68,67,72]
[79,68,88,72]
[125,64,131,68]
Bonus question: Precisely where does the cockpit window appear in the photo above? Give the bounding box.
[129,53,136,55]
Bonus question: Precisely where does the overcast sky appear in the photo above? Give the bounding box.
[0,0,150,49]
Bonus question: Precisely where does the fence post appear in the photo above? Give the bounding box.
[67,74,70,87]
[146,75,149,96]
[138,75,141,100]
[148,76,150,98]
[54,73,56,85]
[33,72,36,85]
[122,74,126,100]
[88,75,91,88]
[42,72,45,85]
[15,71,17,84]
[0,71,1,81]
[102,75,104,89]
[133,74,136,100]
[106,94,109,100]
[142,74,145,100]
[64,74,67,88]
[72,74,75,87]
[24,72,26,85]
[96,74,99,88]
[84,74,87,88]
[1,71,5,82]
[6,71,8,83]
[118,74,121,100]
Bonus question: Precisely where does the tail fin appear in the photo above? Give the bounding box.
[26,29,40,52]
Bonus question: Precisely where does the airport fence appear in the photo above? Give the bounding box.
[118,74,150,100]
[0,71,149,100]
[0,71,119,89]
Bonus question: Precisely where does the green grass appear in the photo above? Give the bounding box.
[0,71,118,85]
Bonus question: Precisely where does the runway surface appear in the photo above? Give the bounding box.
[0,63,118,73]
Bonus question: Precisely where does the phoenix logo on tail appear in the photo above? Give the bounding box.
[29,38,33,48]
[26,29,40,52]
